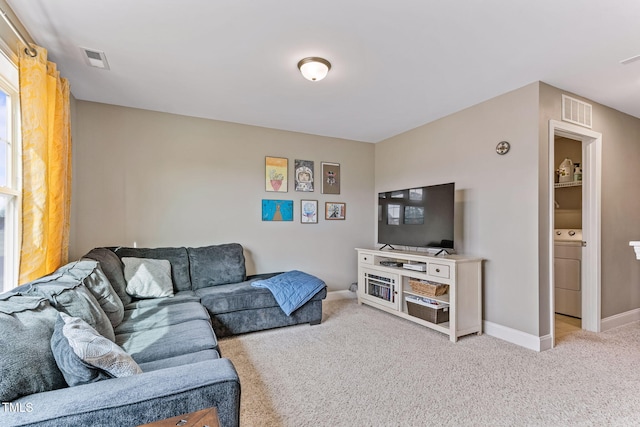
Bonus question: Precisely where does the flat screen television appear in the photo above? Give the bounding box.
[377,182,455,250]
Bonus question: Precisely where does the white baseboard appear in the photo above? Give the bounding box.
[325,290,357,301]
[485,309,640,351]
[483,320,546,352]
[601,308,640,332]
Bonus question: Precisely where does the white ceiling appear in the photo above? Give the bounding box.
[7,0,640,143]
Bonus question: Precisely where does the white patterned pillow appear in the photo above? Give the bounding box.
[122,257,174,298]
[53,312,142,383]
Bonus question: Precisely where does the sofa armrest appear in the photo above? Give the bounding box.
[3,358,240,427]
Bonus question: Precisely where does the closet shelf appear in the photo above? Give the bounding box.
[555,181,582,188]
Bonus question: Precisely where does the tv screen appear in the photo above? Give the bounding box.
[377,182,455,249]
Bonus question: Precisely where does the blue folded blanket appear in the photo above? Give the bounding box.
[252,270,326,316]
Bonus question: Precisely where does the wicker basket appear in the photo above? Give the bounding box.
[406,300,449,324]
[408,279,449,297]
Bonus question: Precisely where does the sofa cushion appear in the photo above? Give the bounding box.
[195,272,325,315]
[115,301,211,334]
[0,295,66,401]
[28,268,116,342]
[114,247,191,292]
[51,313,142,386]
[137,349,220,372]
[187,243,246,289]
[77,260,124,327]
[122,257,174,299]
[196,278,279,314]
[123,290,200,310]
[116,319,218,364]
[83,247,132,305]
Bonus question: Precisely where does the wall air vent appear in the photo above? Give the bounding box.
[562,94,592,128]
[81,47,110,70]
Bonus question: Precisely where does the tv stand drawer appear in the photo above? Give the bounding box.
[428,263,450,279]
[359,253,374,265]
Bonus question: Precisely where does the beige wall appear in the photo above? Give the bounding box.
[539,83,640,320]
[376,83,541,335]
[70,101,375,291]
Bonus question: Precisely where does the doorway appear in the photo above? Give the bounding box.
[548,120,602,348]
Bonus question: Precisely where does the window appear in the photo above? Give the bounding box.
[0,52,20,292]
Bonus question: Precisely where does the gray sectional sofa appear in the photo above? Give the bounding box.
[0,243,326,427]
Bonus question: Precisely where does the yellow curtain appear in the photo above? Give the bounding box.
[18,45,72,284]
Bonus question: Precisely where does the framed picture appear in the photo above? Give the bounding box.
[300,199,318,223]
[325,202,346,220]
[321,162,340,194]
[262,199,293,221]
[294,159,314,192]
[265,156,288,192]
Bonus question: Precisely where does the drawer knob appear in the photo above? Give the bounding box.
[435,268,440,273]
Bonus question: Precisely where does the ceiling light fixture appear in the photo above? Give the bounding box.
[297,57,331,82]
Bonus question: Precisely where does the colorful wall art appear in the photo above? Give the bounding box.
[300,199,318,223]
[262,199,294,221]
[295,159,314,192]
[321,162,340,194]
[265,156,288,192]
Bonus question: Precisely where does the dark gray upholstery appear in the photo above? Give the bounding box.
[210,298,325,338]
[112,247,192,292]
[2,242,325,426]
[115,301,211,334]
[3,359,240,427]
[195,275,282,313]
[32,282,116,342]
[116,319,219,363]
[138,349,220,372]
[83,247,132,305]
[0,295,66,402]
[50,314,113,386]
[123,290,200,309]
[188,243,246,289]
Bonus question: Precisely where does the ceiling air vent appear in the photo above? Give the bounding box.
[562,94,592,128]
[81,47,110,70]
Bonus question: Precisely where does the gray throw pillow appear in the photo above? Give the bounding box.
[0,295,66,401]
[122,257,174,298]
[51,312,141,385]
[79,260,125,327]
[187,243,247,289]
[83,247,132,305]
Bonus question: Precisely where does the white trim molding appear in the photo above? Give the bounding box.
[601,308,640,332]
[483,321,550,352]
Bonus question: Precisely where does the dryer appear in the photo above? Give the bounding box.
[554,229,583,318]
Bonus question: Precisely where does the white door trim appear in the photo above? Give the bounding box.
[549,120,602,346]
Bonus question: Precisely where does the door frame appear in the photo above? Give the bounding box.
[549,119,602,347]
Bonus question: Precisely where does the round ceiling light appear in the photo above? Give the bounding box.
[297,57,331,82]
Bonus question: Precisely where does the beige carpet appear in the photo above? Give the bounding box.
[219,298,640,426]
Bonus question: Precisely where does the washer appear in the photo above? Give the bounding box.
[554,229,583,318]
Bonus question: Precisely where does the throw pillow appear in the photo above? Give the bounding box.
[79,260,125,327]
[0,295,66,401]
[187,243,247,289]
[122,257,174,298]
[83,247,132,305]
[51,312,142,386]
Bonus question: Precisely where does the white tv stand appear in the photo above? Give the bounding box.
[356,248,483,342]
